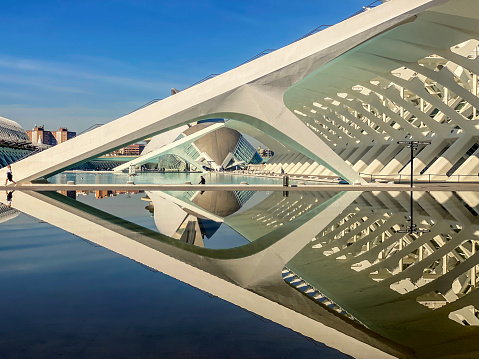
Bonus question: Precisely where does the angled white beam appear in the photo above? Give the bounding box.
[148,191,224,223]
[113,122,225,172]
[3,0,445,185]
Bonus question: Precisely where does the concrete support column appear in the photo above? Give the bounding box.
[425,135,475,179]
[362,143,401,175]
[378,146,410,175]
[352,144,386,172]
[405,138,445,176]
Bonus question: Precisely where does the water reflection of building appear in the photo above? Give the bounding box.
[56,189,143,199]
[0,202,19,223]
[145,190,254,247]
[283,190,479,342]
[95,190,113,199]
[58,190,77,200]
[11,187,479,357]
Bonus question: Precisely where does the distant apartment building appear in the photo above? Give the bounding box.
[120,144,145,156]
[56,127,75,144]
[106,144,145,157]
[95,190,113,199]
[27,125,76,146]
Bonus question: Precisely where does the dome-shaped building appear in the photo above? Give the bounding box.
[0,116,33,168]
[0,116,30,145]
[141,120,262,172]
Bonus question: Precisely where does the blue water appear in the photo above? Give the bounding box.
[0,220,347,358]
[74,192,250,249]
[0,189,350,358]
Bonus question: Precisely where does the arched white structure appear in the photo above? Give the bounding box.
[114,122,226,172]
[3,0,479,184]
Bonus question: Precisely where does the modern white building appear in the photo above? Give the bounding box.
[118,120,262,172]
[3,0,479,184]
[0,116,33,168]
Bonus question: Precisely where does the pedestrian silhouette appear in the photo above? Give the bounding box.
[4,165,16,186]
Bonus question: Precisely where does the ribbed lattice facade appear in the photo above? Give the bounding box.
[276,6,479,182]
[0,116,30,145]
[5,0,479,185]
[139,123,262,172]
[0,116,32,168]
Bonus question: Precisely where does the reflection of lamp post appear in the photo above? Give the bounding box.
[397,140,431,187]
[396,191,430,235]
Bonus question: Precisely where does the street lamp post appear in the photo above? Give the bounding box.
[397,140,431,187]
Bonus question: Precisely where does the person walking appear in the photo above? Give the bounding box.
[199,176,206,184]
[4,165,16,186]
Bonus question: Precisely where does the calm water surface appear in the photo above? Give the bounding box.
[0,177,349,359]
[4,175,479,358]
[48,171,292,185]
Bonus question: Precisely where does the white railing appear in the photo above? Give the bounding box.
[359,172,479,183]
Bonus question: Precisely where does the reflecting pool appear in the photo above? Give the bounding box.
[3,186,479,358]
[48,171,295,186]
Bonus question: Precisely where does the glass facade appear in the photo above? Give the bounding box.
[232,135,262,166]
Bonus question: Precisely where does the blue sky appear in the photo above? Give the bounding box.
[1,0,372,133]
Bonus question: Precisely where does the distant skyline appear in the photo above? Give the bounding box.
[1,0,373,132]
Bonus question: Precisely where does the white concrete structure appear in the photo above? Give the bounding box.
[116,121,262,172]
[3,0,479,184]
[7,187,479,356]
[114,122,225,172]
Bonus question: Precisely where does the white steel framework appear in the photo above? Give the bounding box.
[2,0,478,185]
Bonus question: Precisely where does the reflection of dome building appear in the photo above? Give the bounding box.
[0,203,20,224]
[119,120,262,172]
[145,190,254,247]
[190,190,241,217]
[0,116,33,168]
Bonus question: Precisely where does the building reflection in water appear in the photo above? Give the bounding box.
[144,190,254,247]
[3,189,479,358]
[0,194,18,220]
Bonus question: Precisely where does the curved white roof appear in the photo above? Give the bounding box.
[0,116,31,144]
[142,125,188,155]
[148,192,188,237]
